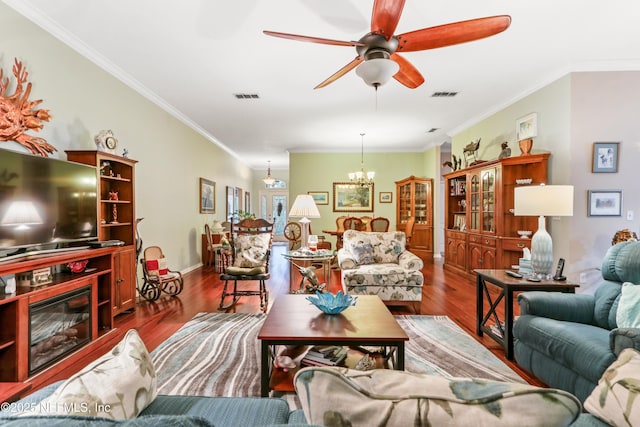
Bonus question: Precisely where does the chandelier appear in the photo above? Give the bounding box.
[348,133,375,187]
[262,160,275,185]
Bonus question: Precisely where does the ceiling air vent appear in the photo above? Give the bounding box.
[234,93,260,99]
[431,91,458,98]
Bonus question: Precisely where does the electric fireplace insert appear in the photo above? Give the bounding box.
[29,286,92,375]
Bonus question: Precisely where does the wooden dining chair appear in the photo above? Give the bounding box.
[335,216,347,232]
[370,217,390,232]
[343,217,363,231]
[404,216,416,249]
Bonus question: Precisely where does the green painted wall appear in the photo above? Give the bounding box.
[289,152,430,236]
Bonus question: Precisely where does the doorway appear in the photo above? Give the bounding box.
[259,191,288,242]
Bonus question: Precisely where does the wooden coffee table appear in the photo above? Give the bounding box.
[258,294,408,397]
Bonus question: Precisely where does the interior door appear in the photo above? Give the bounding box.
[259,191,288,242]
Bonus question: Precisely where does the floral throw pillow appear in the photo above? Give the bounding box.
[584,348,640,427]
[233,233,271,268]
[22,329,157,420]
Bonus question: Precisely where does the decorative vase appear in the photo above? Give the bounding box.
[519,138,533,155]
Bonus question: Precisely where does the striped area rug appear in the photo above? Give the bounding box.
[151,312,524,398]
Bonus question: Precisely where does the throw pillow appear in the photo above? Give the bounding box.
[294,367,581,427]
[584,348,640,427]
[233,233,271,268]
[352,243,375,265]
[23,329,157,420]
[616,282,640,328]
[145,257,168,277]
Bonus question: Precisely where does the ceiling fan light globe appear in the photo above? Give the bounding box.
[356,58,399,87]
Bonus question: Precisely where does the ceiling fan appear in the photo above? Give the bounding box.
[264,0,511,89]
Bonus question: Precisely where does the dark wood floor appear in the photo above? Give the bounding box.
[43,242,543,390]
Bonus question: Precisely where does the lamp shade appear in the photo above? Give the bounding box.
[355,58,400,87]
[289,194,320,219]
[514,185,574,217]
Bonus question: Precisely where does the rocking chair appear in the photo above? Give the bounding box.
[219,218,273,311]
[139,246,184,301]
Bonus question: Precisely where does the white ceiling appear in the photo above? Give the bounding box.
[5,0,640,170]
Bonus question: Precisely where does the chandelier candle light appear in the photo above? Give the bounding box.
[514,184,574,277]
[348,133,375,187]
[289,194,321,250]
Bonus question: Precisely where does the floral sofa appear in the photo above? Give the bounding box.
[293,365,640,427]
[338,230,423,313]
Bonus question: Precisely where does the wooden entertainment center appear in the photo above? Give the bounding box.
[0,247,120,384]
[0,151,138,401]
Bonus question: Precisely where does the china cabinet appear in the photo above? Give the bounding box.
[443,153,550,276]
[395,176,433,257]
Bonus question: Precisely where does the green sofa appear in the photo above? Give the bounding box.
[514,241,640,402]
[0,381,312,426]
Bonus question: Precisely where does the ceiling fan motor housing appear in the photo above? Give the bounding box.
[356,33,399,60]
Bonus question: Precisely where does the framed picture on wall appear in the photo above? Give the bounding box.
[226,186,235,221]
[245,191,251,213]
[308,191,329,205]
[333,182,374,212]
[199,178,215,214]
[379,192,392,203]
[592,142,619,173]
[588,190,622,216]
[516,112,538,141]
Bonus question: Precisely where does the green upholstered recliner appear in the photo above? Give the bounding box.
[513,241,640,402]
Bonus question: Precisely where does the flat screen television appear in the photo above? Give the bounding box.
[0,148,98,255]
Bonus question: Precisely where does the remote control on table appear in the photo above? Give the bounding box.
[526,276,542,282]
[505,270,523,278]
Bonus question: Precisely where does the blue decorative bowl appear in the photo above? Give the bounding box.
[306,291,357,315]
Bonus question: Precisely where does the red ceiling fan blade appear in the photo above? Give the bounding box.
[263,30,364,47]
[371,0,406,40]
[314,56,363,89]
[396,15,511,52]
[390,53,425,89]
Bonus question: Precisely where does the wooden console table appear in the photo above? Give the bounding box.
[475,269,578,360]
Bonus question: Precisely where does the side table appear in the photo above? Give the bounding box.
[475,269,578,360]
[282,250,335,293]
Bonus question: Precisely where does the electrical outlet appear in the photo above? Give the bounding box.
[579,272,587,284]
[627,210,634,221]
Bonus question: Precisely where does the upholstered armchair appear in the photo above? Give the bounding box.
[338,230,424,313]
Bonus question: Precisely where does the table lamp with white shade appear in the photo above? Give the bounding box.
[288,194,320,250]
[514,184,574,277]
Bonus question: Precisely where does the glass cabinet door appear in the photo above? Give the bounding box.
[469,174,480,231]
[398,182,412,223]
[414,181,428,224]
[481,168,496,233]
